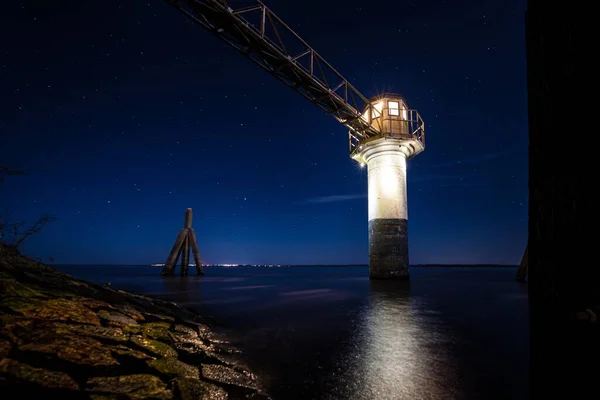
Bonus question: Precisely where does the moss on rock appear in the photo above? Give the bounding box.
[123,324,143,334]
[86,374,172,399]
[173,377,228,400]
[0,278,46,299]
[19,335,119,367]
[143,321,173,342]
[108,344,155,361]
[98,309,140,327]
[147,357,199,379]
[54,323,129,343]
[8,298,101,326]
[130,335,178,358]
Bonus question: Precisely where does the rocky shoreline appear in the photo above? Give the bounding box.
[0,251,270,399]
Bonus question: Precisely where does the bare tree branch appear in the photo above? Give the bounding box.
[0,167,56,254]
[12,216,57,249]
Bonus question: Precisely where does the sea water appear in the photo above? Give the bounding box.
[53,265,528,400]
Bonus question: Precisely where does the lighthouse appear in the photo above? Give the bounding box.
[349,93,425,279]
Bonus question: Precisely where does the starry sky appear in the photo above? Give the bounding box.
[0,0,528,265]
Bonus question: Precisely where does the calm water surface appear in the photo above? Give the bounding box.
[53,265,529,400]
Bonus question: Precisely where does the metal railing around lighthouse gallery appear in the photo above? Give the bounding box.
[348,108,426,159]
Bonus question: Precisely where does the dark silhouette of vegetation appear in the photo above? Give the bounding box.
[0,167,56,258]
[2,215,58,248]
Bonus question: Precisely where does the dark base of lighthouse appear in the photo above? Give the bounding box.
[368,218,409,280]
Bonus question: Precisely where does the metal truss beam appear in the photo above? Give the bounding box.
[163,0,378,138]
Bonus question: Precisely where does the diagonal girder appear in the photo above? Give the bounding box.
[162,0,379,137]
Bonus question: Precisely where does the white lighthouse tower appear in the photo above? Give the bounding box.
[349,93,425,279]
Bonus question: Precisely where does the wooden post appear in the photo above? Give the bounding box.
[162,208,204,276]
[189,228,204,275]
[161,228,188,275]
[184,208,192,229]
[181,208,192,276]
[181,235,190,276]
[515,243,528,282]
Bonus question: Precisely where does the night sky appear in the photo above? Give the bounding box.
[0,0,528,265]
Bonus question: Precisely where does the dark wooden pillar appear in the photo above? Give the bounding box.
[527,0,597,397]
[189,228,204,275]
[161,228,187,276]
[180,236,190,276]
[180,209,192,276]
[161,208,204,276]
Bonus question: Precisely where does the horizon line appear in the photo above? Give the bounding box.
[50,263,519,267]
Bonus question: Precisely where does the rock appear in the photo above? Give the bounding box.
[1,297,41,316]
[124,324,143,334]
[119,292,156,310]
[0,252,270,399]
[211,342,243,355]
[108,344,155,360]
[0,338,13,357]
[205,351,247,370]
[86,375,172,399]
[173,377,228,400]
[19,335,119,367]
[143,321,174,342]
[8,298,101,326]
[73,297,116,312]
[119,306,146,322]
[1,317,128,347]
[130,335,178,358]
[172,333,216,354]
[173,341,226,367]
[143,312,176,323]
[171,326,217,351]
[0,358,79,390]
[190,323,232,346]
[22,271,96,297]
[201,364,259,390]
[0,315,35,344]
[0,278,46,299]
[54,323,130,343]
[172,331,242,370]
[196,323,219,341]
[147,357,199,379]
[173,324,198,337]
[98,309,139,327]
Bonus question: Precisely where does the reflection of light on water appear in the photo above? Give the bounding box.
[329,282,459,400]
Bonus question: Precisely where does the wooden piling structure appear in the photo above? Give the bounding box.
[515,243,528,282]
[161,208,204,276]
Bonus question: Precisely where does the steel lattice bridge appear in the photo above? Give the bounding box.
[163,0,425,155]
